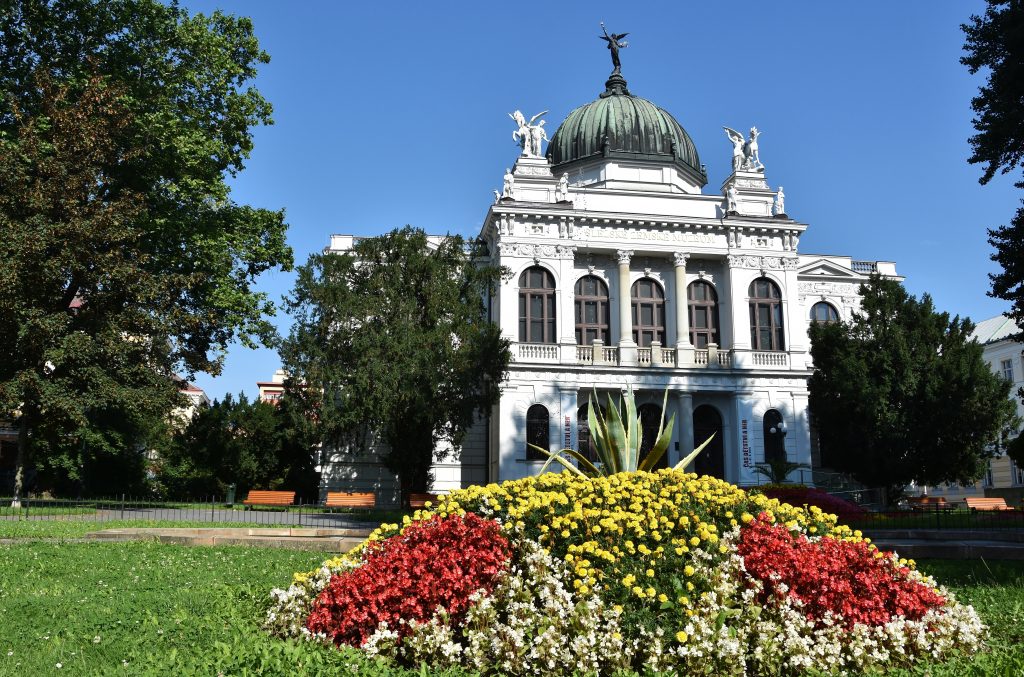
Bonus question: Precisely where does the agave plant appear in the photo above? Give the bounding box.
[531,385,715,477]
[752,458,811,485]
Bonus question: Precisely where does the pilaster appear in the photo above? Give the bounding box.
[673,252,693,366]
[616,249,637,365]
[674,391,694,469]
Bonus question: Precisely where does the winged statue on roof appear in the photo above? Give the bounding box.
[600,23,628,73]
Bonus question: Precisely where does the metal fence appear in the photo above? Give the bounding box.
[842,507,1024,531]
[0,495,391,528]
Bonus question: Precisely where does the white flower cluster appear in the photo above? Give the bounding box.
[365,539,630,675]
[264,557,358,639]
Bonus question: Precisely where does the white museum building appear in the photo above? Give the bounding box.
[319,64,899,505]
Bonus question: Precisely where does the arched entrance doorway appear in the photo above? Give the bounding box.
[638,403,669,469]
[693,405,725,479]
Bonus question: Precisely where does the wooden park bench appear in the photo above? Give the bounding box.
[242,490,295,508]
[906,496,950,511]
[965,497,1014,511]
[324,491,377,510]
[409,492,439,509]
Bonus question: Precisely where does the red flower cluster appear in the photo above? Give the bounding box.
[738,515,945,628]
[759,486,866,516]
[306,513,511,647]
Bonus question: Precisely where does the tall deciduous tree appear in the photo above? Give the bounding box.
[809,276,1016,500]
[281,228,511,504]
[0,1,291,505]
[962,2,1024,340]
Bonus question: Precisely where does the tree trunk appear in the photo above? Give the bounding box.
[10,416,28,509]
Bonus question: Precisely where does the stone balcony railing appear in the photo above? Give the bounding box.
[516,342,794,370]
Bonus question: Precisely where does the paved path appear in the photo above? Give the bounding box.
[866,528,1024,560]
[4,506,382,530]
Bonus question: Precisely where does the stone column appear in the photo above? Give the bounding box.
[675,391,694,469]
[616,250,637,365]
[673,253,693,365]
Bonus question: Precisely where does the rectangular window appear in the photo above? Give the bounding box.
[984,461,994,488]
[1013,458,1024,486]
[1002,359,1014,382]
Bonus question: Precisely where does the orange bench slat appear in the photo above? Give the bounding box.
[242,490,295,506]
[965,497,1012,511]
[324,492,376,509]
[409,492,439,508]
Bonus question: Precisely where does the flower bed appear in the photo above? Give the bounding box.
[266,470,985,675]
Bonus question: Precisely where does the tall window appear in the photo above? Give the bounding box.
[749,278,785,351]
[763,409,786,463]
[526,404,549,461]
[631,278,665,347]
[574,276,610,345]
[1002,358,1014,382]
[519,267,556,343]
[810,302,839,325]
[1014,458,1024,486]
[687,281,720,348]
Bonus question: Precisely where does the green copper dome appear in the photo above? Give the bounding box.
[547,73,706,185]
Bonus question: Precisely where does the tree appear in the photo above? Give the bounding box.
[0,1,291,504]
[808,276,1016,500]
[962,2,1024,339]
[156,392,319,500]
[280,227,511,504]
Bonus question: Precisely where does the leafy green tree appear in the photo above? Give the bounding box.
[0,1,291,504]
[962,2,1024,341]
[808,276,1016,500]
[281,227,511,504]
[156,392,318,500]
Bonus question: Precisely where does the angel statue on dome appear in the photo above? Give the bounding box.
[599,23,628,73]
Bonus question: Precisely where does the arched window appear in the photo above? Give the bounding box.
[631,278,665,347]
[519,267,556,343]
[763,409,786,463]
[810,302,840,325]
[638,403,668,469]
[574,276,610,345]
[687,281,720,348]
[526,404,549,461]
[749,278,785,351]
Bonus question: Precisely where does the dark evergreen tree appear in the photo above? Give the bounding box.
[281,227,511,504]
[157,393,318,500]
[963,2,1024,341]
[809,276,1016,500]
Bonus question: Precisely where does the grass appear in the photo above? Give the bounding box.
[0,539,1021,675]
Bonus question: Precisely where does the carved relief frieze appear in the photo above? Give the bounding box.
[797,281,858,297]
[728,255,799,270]
[499,241,581,260]
[734,177,769,189]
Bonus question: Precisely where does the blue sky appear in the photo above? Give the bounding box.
[179,1,1020,402]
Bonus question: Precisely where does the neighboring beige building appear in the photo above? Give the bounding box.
[257,368,287,405]
[923,315,1024,505]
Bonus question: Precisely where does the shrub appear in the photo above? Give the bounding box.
[759,484,866,516]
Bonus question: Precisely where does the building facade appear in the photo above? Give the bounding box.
[317,65,898,505]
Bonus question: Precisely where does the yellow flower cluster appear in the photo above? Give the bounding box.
[342,469,860,619]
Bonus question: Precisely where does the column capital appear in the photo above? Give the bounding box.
[672,252,690,268]
[615,249,633,266]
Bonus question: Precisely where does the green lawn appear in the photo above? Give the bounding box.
[0,540,1021,676]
